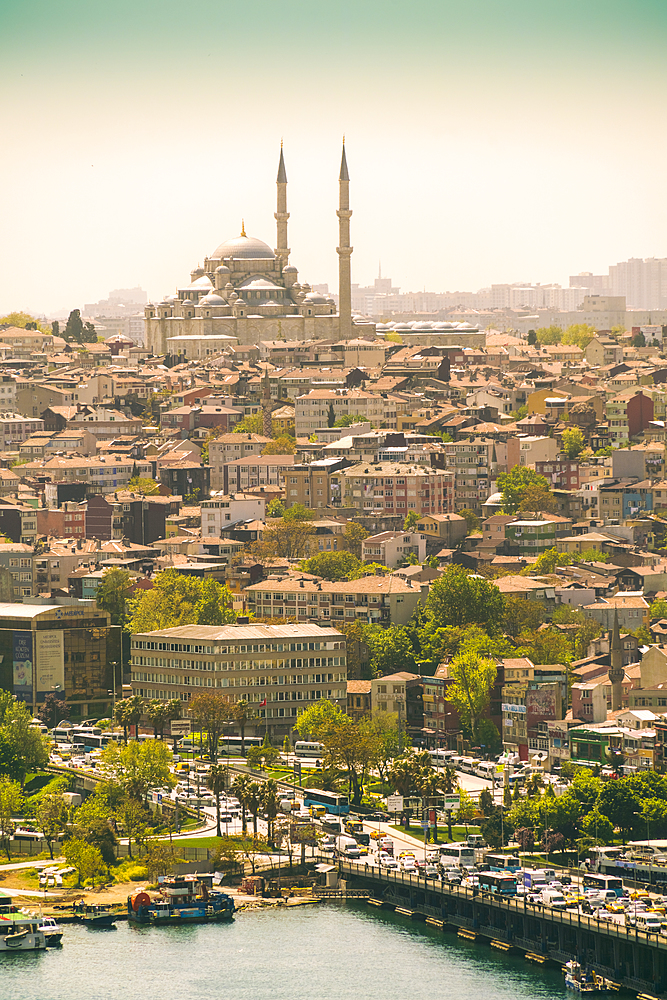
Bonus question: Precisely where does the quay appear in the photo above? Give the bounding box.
[336,860,667,999]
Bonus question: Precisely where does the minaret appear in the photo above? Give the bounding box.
[337,139,353,340]
[274,142,290,265]
[262,366,272,439]
[608,610,623,713]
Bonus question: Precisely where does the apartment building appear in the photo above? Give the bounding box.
[534,458,580,489]
[245,573,423,627]
[20,455,154,494]
[361,530,426,568]
[328,461,453,516]
[444,439,495,513]
[130,622,346,741]
[0,413,44,450]
[200,494,266,536]
[285,458,350,510]
[583,593,650,630]
[221,455,294,494]
[295,388,398,437]
[505,519,557,555]
[371,671,417,717]
[585,336,624,367]
[208,434,270,491]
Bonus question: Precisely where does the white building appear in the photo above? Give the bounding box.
[361,530,427,568]
[200,493,266,535]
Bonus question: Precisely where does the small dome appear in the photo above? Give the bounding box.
[182,298,194,306]
[215,264,231,274]
[304,292,328,304]
[191,266,204,277]
[212,234,275,259]
[200,293,226,305]
[283,265,297,273]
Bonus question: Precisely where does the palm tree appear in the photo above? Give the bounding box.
[247,781,262,836]
[260,779,279,847]
[231,699,253,757]
[416,770,442,844]
[125,695,145,739]
[113,700,131,744]
[207,764,227,838]
[439,764,459,841]
[387,755,416,828]
[231,774,252,834]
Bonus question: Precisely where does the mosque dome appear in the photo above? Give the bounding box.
[212,234,275,259]
[200,293,226,305]
[304,292,328,304]
[215,264,231,274]
[182,298,194,306]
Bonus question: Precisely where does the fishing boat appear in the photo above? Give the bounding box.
[38,916,64,946]
[0,898,46,953]
[564,961,618,993]
[73,903,117,928]
[127,875,235,927]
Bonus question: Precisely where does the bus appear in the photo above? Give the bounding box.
[581,873,624,897]
[478,871,518,896]
[483,853,521,872]
[428,749,454,768]
[302,789,349,816]
[294,741,325,759]
[439,844,475,867]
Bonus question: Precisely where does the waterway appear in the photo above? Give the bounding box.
[3,902,575,1000]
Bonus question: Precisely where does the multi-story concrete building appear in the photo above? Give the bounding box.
[295,388,397,437]
[444,439,495,513]
[0,413,43,451]
[286,458,350,510]
[222,455,294,494]
[328,462,453,516]
[245,573,423,627]
[361,530,426,568]
[505,519,557,556]
[585,334,624,367]
[208,435,271,492]
[371,671,417,718]
[201,494,266,536]
[583,593,650,631]
[130,622,346,741]
[534,458,580,489]
[21,455,154,495]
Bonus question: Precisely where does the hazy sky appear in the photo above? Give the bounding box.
[2,0,667,316]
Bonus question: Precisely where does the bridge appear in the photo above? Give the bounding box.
[336,859,667,1000]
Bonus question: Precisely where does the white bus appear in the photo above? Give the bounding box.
[440,843,476,867]
[458,757,479,774]
[294,741,325,759]
[429,749,454,768]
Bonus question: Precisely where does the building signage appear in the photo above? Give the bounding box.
[36,630,65,700]
[169,719,192,737]
[387,795,404,813]
[13,631,32,703]
[502,703,526,714]
[444,794,460,811]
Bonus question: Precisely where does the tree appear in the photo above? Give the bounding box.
[261,436,295,455]
[363,624,419,677]
[562,427,585,460]
[478,788,494,816]
[37,692,69,730]
[497,467,552,515]
[246,781,262,835]
[334,413,364,427]
[650,598,667,620]
[518,627,573,665]
[342,521,369,558]
[207,764,228,838]
[0,697,48,787]
[96,567,133,625]
[0,311,51,334]
[260,778,280,846]
[253,519,314,560]
[0,777,22,860]
[146,700,174,740]
[327,403,336,427]
[518,483,557,515]
[115,795,148,859]
[562,323,597,349]
[300,550,362,581]
[266,498,285,518]
[456,788,476,833]
[426,565,504,632]
[524,547,571,576]
[580,808,614,846]
[64,309,85,344]
[126,476,160,495]
[126,569,236,633]
[144,838,179,881]
[36,792,68,859]
[458,509,481,534]
[526,330,537,345]
[188,692,231,762]
[403,511,419,531]
[296,700,374,805]
[233,412,264,435]
[438,765,459,840]
[100,739,173,801]
[535,325,562,345]
[597,779,641,843]
[231,774,252,834]
[503,597,545,638]
[446,650,497,743]
[63,837,105,887]
[515,826,535,852]
[230,699,254,757]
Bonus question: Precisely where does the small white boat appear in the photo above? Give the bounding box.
[38,916,64,946]
[564,961,617,993]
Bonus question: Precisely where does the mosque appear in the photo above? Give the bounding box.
[145,143,373,357]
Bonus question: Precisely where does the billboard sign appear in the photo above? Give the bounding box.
[387,795,404,813]
[444,794,460,812]
[36,631,65,700]
[13,631,32,704]
[169,719,192,737]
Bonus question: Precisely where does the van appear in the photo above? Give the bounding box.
[524,871,547,889]
[467,835,485,849]
[636,912,662,934]
[175,763,189,774]
[541,887,568,910]
[378,837,394,855]
[335,836,361,859]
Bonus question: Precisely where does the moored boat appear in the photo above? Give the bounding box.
[564,961,617,993]
[38,916,64,946]
[74,904,117,928]
[127,875,235,926]
[0,898,46,953]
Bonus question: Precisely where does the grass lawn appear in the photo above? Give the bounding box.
[389,823,482,843]
[160,836,222,850]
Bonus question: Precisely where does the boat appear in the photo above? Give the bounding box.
[0,898,46,953]
[127,875,235,926]
[38,916,64,946]
[73,903,117,928]
[564,961,617,993]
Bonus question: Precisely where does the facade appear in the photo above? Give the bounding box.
[285,458,350,511]
[145,145,371,352]
[583,594,650,631]
[21,456,154,495]
[328,462,453,516]
[0,600,113,721]
[444,439,496,514]
[0,414,44,450]
[361,530,426,568]
[245,574,423,627]
[201,494,266,536]
[370,671,417,719]
[347,679,372,722]
[505,519,557,555]
[209,435,270,492]
[534,458,580,489]
[415,513,467,547]
[222,455,294,494]
[585,336,624,366]
[130,622,346,741]
[295,389,398,436]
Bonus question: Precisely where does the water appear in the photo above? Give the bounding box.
[2,903,568,1000]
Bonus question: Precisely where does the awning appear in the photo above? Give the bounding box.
[315,864,335,873]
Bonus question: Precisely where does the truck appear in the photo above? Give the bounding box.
[523,870,547,889]
[335,836,361,859]
[344,819,364,837]
[378,836,394,856]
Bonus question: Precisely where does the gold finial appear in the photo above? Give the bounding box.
[342,133,345,145]
[281,137,283,148]
[241,219,246,237]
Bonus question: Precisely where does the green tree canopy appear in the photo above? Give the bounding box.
[562,323,597,349]
[446,649,497,742]
[561,427,585,460]
[100,738,174,801]
[300,550,363,581]
[96,566,133,625]
[127,476,160,495]
[426,565,504,632]
[497,466,552,514]
[342,520,369,557]
[266,498,285,518]
[126,569,236,633]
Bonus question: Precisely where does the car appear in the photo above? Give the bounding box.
[356,845,369,856]
[630,889,650,901]
[606,900,626,913]
[424,865,439,879]
[365,811,390,822]
[398,851,416,860]
[380,856,399,870]
[443,871,462,885]
[401,859,417,873]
